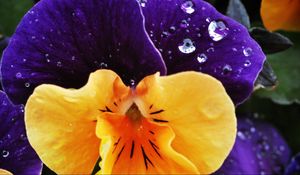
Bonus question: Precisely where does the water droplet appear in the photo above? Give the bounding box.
[130,79,136,86]
[168,26,176,34]
[138,0,147,7]
[161,31,170,38]
[206,47,215,53]
[15,72,22,79]
[20,134,27,141]
[100,62,108,68]
[205,17,211,23]
[181,1,195,14]
[57,61,62,67]
[208,20,229,41]
[243,47,253,57]
[237,131,246,140]
[2,150,9,158]
[71,56,76,61]
[232,47,237,52]
[178,38,196,54]
[197,53,208,64]
[244,60,252,67]
[31,36,36,40]
[250,127,256,133]
[180,20,189,28]
[222,64,232,75]
[24,82,30,88]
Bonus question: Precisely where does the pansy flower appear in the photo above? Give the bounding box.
[261,0,300,31]
[215,116,291,175]
[0,0,265,174]
[0,91,42,175]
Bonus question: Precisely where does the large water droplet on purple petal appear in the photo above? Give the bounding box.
[208,20,229,41]
[178,38,196,54]
[181,1,195,14]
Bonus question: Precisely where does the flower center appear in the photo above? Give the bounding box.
[125,103,143,122]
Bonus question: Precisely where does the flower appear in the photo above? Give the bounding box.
[0,0,265,106]
[261,0,300,31]
[0,91,42,175]
[25,69,236,174]
[215,116,291,175]
[0,0,266,174]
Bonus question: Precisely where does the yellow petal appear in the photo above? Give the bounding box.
[0,169,12,175]
[96,111,199,174]
[261,0,300,31]
[25,70,130,174]
[136,71,236,174]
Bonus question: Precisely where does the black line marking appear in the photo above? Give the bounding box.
[141,145,154,170]
[114,145,125,164]
[150,109,164,115]
[149,131,155,135]
[152,119,169,123]
[99,106,113,112]
[130,141,135,159]
[113,102,118,107]
[112,137,121,153]
[105,106,112,112]
[149,140,161,158]
[149,104,153,109]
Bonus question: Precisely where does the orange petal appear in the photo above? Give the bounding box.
[261,0,300,31]
[0,169,12,175]
[136,71,236,174]
[25,70,130,174]
[95,109,199,174]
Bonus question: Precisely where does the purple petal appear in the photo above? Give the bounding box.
[140,0,265,104]
[1,0,166,104]
[0,91,42,175]
[285,153,300,175]
[215,117,291,174]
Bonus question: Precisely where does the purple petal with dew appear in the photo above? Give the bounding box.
[140,0,265,105]
[1,0,166,104]
[0,91,42,175]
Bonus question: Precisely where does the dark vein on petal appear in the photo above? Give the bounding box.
[141,145,154,170]
[149,140,161,158]
[130,141,135,159]
[152,119,169,123]
[149,131,155,135]
[112,137,121,153]
[114,145,125,165]
[105,106,113,112]
[113,102,118,107]
[149,104,153,109]
[150,109,164,115]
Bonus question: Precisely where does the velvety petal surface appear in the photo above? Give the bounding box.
[215,116,291,175]
[140,0,266,104]
[1,0,166,104]
[261,0,300,31]
[0,91,42,175]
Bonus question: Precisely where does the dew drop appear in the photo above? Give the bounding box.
[243,47,253,57]
[161,31,170,38]
[181,1,195,14]
[206,47,215,53]
[180,20,189,28]
[208,20,229,41]
[197,53,208,64]
[168,26,176,34]
[178,38,196,54]
[232,47,237,52]
[2,150,9,158]
[222,64,232,75]
[244,60,252,67]
[138,0,147,7]
[57,61,62,67]
[237,131,246,140]
[24,82,30,88]
[130,79,136,86]
[15,72,22,79]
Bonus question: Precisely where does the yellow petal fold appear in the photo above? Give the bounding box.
[261,0,300,31]
[136,71,236,174]
[25,70,129,174]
